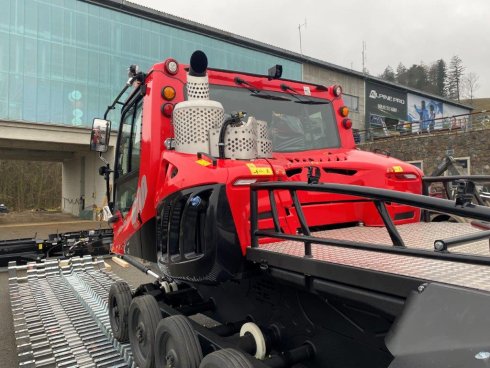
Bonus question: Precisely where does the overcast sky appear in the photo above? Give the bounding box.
[130,0,489,98]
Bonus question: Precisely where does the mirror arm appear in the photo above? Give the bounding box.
[98,152,109,165]
[103,76,137,120]
[98,152,113,212]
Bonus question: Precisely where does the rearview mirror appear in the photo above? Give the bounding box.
[90,118,111,152]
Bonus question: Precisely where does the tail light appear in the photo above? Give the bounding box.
[394,173,418,180]
[342,118,352,129]
[161,103,174,117]
[387,172,418,180]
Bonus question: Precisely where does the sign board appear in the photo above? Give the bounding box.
[365,81,407,122]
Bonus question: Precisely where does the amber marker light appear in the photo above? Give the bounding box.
[161,86,176,101]
[339,106,349,117]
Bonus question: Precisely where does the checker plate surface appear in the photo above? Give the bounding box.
[253,222,490,292]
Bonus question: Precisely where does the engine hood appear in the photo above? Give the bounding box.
[267,148,423,195]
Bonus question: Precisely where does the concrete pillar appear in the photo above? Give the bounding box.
[62,147,115,218]
[62,156,82,216]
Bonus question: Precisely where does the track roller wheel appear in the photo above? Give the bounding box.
[108,281,132,342]
[155,315,203,368]
[199,349,253,368]
[128,295,162,368]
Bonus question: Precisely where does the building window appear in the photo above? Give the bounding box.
[408,160,424,172]
[444,157,470,176]
[343,93,359,112]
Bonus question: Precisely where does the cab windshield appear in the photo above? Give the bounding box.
[209,85,340,152]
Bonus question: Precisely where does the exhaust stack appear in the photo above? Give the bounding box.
[173,51,224,154]
[173,51,272,159]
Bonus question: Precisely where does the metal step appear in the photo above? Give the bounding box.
[8,256,134,368]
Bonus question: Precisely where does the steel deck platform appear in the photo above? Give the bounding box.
[248,222,490,293]
[8,256,133,368]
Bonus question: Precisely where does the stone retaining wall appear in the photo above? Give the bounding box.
[358,128,490,175]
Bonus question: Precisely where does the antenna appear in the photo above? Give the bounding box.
[362,41,367,74]
[298,18,307,55]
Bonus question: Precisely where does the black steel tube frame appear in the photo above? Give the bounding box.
[434,230,490,252]
[422,175,490,183]
[422,175,490,217]
[250,182,490,266]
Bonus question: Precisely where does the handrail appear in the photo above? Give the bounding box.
[249,182,490,266]
[422,175,490,183]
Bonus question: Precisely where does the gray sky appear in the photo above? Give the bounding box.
[130,0,489,98]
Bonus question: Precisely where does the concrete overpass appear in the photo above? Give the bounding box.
[1,120,116,217]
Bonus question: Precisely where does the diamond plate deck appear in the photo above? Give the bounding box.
[252,222,490,293]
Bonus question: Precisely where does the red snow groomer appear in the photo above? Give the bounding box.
[91,51,490,368]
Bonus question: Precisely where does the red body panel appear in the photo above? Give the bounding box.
[110,60,423,257]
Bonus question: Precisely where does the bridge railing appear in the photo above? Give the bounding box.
[353,111,490,144]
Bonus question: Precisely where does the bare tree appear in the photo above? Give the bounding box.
[461,72,480,104]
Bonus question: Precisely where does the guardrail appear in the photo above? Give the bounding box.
[354,111,490,144]
[249,182,490,265]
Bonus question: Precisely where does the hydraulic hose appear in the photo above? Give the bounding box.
[218,112,246,159]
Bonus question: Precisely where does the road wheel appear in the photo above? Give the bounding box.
[108,281,132,342]
[199,348,253,368]
[155,315,202,368]
[128,295,162,368]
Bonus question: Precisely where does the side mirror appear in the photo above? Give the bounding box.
[90,118,111,152]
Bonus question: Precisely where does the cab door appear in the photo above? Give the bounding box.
[112,94,143,255]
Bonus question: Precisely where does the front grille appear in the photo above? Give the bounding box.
[159,189,212,263]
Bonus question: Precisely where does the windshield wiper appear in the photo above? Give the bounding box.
[280,83,329,105]
[250,94,291,101]
[234,77,290,101]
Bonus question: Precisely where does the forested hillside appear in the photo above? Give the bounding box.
[378,56,479,102]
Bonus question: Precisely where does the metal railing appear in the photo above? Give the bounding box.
[250,182,490,265]
[354,111,490,144]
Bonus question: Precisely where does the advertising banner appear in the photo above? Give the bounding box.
[407,94,443,132]
[365,81,407,122]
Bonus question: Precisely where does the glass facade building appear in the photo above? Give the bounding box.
[0,0,302,128]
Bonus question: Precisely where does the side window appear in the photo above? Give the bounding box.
[130,107,143,172]
[117,106,134,177]
[114,99,143,217]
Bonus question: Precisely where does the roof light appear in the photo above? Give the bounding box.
[268,65,283,80]
[339,106,349,117]
[164,59,179,75]
[333,85,342,97]
[161,103,174,118]
[161,86,176,101]
[342,118,352,129]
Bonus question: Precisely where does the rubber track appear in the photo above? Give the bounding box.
[8,256,134,368]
